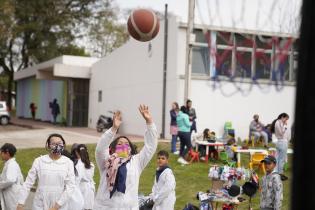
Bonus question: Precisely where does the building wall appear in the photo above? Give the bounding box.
[16,77,67,122]
[177,78,296,139]
[89,17,180,136]
[175,27,296,140]
[88,17,296,140]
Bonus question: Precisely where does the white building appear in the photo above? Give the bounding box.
[88,15,297,140]
[14,56,99,126]
[14,16,297,139]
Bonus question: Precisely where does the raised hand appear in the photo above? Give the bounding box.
[139,104,153,124]
[112,111,122,131]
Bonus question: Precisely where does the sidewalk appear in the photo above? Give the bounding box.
[4,117,169,149]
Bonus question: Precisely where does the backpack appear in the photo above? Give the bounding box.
[270,119,278,134]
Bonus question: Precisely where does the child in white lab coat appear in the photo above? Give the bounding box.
[93,105,158,210]
[16,133,75,210]
[71,144,95,210]
[0,143,24,210]
[150,150,176,210]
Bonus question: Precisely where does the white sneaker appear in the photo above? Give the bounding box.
[177,157,189,165]
[173,151,180,155]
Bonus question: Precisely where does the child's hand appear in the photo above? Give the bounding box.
[139,104,153,124]
[112,111,122,131]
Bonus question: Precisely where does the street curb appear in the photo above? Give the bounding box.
[10,122,39,129]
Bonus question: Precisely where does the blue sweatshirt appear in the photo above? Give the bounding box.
[176,111,191,132]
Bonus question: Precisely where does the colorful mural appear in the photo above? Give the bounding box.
[16,77,67,123]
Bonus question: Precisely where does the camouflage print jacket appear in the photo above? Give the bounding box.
[260,171,283,210]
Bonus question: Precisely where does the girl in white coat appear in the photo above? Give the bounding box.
[93,105,158,210]
[16,134,75,210]
[150,150,176,210]
[71,144,95,210]
[0,143,24,210]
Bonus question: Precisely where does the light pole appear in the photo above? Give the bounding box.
[184,0,195,101]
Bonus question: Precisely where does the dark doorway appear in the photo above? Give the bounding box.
[67,79,89,126]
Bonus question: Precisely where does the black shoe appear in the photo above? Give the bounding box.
[280,174,288,181]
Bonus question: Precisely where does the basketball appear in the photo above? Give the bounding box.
[127,9,160,42]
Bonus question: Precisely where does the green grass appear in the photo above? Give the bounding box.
[1,143,291,210]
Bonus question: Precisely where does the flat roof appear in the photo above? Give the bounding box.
[14,55,99,81]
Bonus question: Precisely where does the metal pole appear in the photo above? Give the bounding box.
[161,4,168,139]
[184,0,195,101]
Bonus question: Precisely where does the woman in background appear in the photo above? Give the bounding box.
[170,102,179,154]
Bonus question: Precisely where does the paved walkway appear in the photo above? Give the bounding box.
[1,117,169,149]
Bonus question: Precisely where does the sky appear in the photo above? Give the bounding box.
[115,0,302,35]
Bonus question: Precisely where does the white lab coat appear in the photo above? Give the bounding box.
[76,159,95,209]
[151,168,176,210]
[67,168,84,210]
[17,155,75,210]
[93,124,158,210]
[0,158,24,210]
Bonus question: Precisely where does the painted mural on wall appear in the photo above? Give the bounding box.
[16,77,67,123]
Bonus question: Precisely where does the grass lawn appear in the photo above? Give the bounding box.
[1,142,291,210]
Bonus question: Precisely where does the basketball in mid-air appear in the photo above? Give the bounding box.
[127,9,160,42]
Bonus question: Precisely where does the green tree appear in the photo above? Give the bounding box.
[84,0,129,57]
[0,0,126,109]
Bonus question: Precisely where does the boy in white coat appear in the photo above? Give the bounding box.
[150,150,176,210]
[0,143,24,210]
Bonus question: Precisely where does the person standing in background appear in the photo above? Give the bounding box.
[170,102,179,154]
[176,106,191,165]
[274,113,290,180]
[0,143,24,210]
[186,99,197,134]
[29,103,37,120]
[49,99,60,124]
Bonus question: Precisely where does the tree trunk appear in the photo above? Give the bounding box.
[6,71,13,110]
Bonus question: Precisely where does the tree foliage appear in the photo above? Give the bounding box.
[84,0,129,57]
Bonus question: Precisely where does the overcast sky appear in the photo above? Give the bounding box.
[116,0,302,35]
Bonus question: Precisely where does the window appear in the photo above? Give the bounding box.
[235,33,254,48]
[193,29,208,43]
[256,35,273,49]
[235,51,251,78]
[190,29,297,82]
[98,90,102,102]
[216,49,232,77]
[255,52,271,79]
[192,46,210,75]
[217,32,233,46]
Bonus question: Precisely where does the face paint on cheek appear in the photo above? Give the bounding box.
[115,144,130,158]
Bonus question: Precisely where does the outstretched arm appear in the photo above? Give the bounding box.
[95,111,122,172]
[138,105,158,171]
